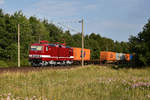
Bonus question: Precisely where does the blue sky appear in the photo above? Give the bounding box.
[0,0,150,42]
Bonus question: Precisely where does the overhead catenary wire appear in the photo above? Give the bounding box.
[50,20,81,33]
[50,19,85,67]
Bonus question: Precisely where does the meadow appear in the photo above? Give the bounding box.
[0,65,150,100]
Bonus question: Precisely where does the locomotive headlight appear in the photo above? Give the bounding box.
[29,55,32,57]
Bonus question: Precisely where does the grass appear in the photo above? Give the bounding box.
[0,65,150,100]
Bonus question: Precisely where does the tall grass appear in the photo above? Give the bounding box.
[0,65,150,99]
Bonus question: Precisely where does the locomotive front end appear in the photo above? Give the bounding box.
[29,44,45,66]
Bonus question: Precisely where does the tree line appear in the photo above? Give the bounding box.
[129,20,150,67]
[0,9,149,67]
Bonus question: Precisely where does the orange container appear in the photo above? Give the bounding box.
[100,51,116,61]
[125,54,130,61]
[73,47,90,61]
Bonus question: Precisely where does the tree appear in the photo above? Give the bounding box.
[129,19,150,66]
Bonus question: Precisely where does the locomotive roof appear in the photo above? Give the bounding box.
[31,43,72,48]
[31,43,44,46]
[31,43,54,46]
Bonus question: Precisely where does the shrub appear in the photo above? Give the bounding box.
[0,60,8,68]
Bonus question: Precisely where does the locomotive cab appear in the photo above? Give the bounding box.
[29,44,45,66]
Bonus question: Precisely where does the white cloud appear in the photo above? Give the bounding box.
[0,0,4,4]
[26,0,81,18]
[24,0,98,18]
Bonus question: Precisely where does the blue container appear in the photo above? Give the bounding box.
[130,54,133,60]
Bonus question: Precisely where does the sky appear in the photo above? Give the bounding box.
[0,0,150,42]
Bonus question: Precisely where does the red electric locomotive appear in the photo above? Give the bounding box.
[29,41,73,66]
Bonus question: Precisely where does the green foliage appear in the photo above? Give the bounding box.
[0,60,8,67]
[21,58,30,66]
[129,20,150,66]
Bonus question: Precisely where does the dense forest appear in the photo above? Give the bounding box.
[0,9,149,67]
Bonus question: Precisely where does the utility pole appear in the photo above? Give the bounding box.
[18,24,20,67]
[82,19,84,67]
[79,19,84,67]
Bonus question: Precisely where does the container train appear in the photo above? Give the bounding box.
[100,51,133,64]
[29,40,132,66]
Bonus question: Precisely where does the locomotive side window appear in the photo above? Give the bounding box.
[46,46,48,51]
[31,46,43,51]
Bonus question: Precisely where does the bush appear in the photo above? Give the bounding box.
[21,58,30,66]
[0,58,30,68]
[0,60,8,68]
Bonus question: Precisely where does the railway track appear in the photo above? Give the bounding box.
[0,65,77,74]
[0,63,110,74]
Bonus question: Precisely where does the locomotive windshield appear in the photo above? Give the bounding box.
[31,46,43,51]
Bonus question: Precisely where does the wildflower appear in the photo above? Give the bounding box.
[8,93,11,96]
[6,96,11,100]
[147,95,150,98]
[131,82,150,88]
[25,97,29,100]
[43,98,48,100]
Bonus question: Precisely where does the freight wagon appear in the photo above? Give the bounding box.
[100,51,133,64]
[100,51,116,63]
[72,47,90,64]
